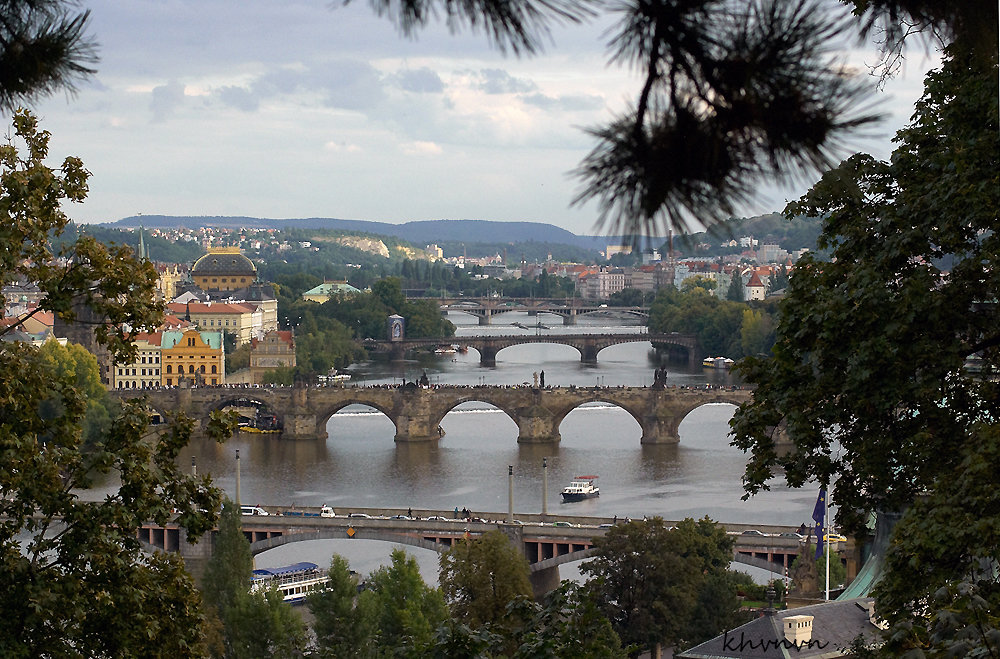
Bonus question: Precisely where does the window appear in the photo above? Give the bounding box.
[211,378,217,385]
[166,378,172,386]
[166,365,172,374]
[211,365,217,374]
[200,365,205,373]
[189,365,195,374]
[187,337,195,347]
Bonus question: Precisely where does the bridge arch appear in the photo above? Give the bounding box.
[249,529,449,557]
[551,398,646,444]
[426,393,524,439]
[315,398,400,442]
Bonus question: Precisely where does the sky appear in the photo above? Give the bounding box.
[28,0,940,236]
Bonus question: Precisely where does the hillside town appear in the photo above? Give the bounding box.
[1,223,798,391]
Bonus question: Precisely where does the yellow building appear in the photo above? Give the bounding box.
[191,247,257,292]
[112,333,163,389]
[166,301,259,346]
[161,329,225,386]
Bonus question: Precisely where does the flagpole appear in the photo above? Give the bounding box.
[825,489,830,602]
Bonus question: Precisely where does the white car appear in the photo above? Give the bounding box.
[240,506,268,516]
[320,506,336,518]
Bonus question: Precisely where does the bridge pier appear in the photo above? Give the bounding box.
[477,310,493,325]
[478,346,498,367]
[516,405,561,443]
[639,410,682,444]
[562,310,577,326]
[283,413,327,441]
[580,342,598,364]
[529,566,561,598]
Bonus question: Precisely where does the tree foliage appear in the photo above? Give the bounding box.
[0,0,99,111]
[648,285,757,358]
[730,48,998,651]
[581,517,743,653]
[870,423,1000,656]
[202,500,307,658]
[506,581,627,658]
[308,555,378,658]
[0,109,235,657]
[439,529,534,628]
[731,48,998,531]
[365,548,450,654]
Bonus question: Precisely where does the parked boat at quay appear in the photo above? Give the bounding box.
[251,562,330,603]
[561,476,600,502]
[702,356,735,369]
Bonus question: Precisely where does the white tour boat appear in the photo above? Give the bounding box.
[561,475,600,502]
[251,561,329,603]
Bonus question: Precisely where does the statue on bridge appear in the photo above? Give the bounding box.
[652,366,667,390]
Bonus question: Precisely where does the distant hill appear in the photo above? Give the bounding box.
[107,212,814,256]
[110,215,609,249]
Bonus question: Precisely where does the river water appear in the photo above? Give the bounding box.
[170,312,816,582]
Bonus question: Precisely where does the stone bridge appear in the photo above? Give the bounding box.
[363,332,700,367]
[114,384,753,443]
[432,297,650,325]
[137,510,817,595]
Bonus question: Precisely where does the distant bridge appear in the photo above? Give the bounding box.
[114,383,752,443]
[362,332,700,367]
[138,508,820,595]
[426,297,650,326]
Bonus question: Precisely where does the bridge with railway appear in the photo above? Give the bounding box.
[361,331,700,367]
[139,507,840,595]
[114,383,753,443]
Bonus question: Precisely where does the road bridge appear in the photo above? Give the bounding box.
[138,508,828,595]
[362,332,699,367]
[114,383,752,444]
[429,297,650,325]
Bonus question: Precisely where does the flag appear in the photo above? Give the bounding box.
[813,489,826,560]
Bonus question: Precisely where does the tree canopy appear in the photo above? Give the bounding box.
[438,529,534,628]
[0,109,235,657]
[731,46,998,652]
[581,517,744,654]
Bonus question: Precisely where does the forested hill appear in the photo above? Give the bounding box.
[110,215,599,248]
[108,212,820,255]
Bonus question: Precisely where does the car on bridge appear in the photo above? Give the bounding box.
[740,529,768,537]
[241,506,268,516]
[824,532,848,543]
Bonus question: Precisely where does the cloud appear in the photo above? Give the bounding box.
[522,92,605,112]
[149,81,186,121]
[401,141,443,156]
[477,68,537,94]
[394,67,445,93]
[217,85,260,112]
[324,141,363,153]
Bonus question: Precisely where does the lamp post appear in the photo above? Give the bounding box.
[542,457,548,520]
[235,448,241,508]
[507,465,514,524]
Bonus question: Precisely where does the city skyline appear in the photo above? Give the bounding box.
[30,0,939,235]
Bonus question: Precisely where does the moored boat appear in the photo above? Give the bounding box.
[251,561,329,603]
[561,476,600,502]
